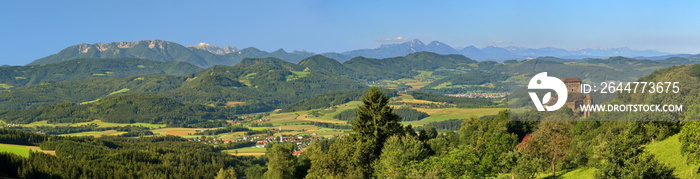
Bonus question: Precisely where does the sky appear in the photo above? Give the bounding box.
[1,0,699,65]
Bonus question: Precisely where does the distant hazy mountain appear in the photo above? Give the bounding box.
[27,39,676,67]
[337,39,673,62]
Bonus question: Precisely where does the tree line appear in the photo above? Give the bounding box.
[8,124,153,136]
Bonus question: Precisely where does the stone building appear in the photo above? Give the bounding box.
[545,78,593,117]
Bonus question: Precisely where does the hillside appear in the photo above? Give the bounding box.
[298,55,355,76]
[0,74,187,110]
[646,134,699,179]
[0,57,365,111]
[166,57,366,108]
[0,58,201,89]
[340,52,478,81]
[421,72,509,94]
[0,94,235,127]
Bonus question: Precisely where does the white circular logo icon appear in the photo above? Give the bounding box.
[528,72,568,111]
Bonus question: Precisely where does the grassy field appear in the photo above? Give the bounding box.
[0,83,14,89]
[219,131,249,139]
[559,168,596,179]
[646,134,699,179]
[531,168,596,179]
[151,128,214,136]
[108,88,130,95]
[223,147,267,156]
[261,112,301,124]
[396,93,438,104]
[247,127,273,131]
[296,114,347,124]
[287,71,311,81]
[533,134,696,179]
[253,124,349,138]
[278,125,323,136]
[390,70,442,89]
[60,130,127,137]
[290,71,310,78]
[20,120,166,128]
[0,143,31,157]
[313,101,362,121]
[404,81,431,89]
[225,101,247,107]
[404,108,506,125]
[312,128,349,137]
[0,143,55,157]
[261,101,360,125]
[278,125,319,131]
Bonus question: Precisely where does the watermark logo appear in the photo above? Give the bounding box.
[528,72,568,111]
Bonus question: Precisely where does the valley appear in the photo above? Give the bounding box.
[5,92,503,156]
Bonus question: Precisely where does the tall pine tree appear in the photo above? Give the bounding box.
[351,87,403,147]
[307,87,405,178]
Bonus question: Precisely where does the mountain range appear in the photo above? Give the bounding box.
[27,39,677,67]
[340,40,673,61]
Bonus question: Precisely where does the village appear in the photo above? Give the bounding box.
[186,125,346,156]
[445,92,508,98]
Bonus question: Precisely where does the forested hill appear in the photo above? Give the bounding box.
[0,57,365,111]
[299,52,479,81]
[343,53,478,80]
[616,64,700,105]
[610,63,700,122]
[298,55,355,76]
[166,57,365,108]
[0,58,201,89]
[0,94,237,127]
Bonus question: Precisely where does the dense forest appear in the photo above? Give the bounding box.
[0,128,265,178]
[7,124,152,136]
[0,57,365,111]
[0,94,236,127]
[0,58,201,89]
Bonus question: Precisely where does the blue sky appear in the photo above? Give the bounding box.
[1,0,699,65]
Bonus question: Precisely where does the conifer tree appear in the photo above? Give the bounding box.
[351,87,403,147]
